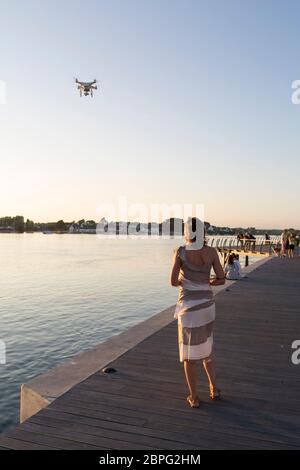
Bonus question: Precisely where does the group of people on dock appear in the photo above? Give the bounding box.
[237,228,299,258]
[236,231,256,250]
[280,229,299,258]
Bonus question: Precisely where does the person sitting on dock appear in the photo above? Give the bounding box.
[272,246,282,257]
[237,231,244,248]
[233,253,242,275]
[170,217,225,409]
[265,233,271,244]
[225,254,242,280]
[244,232,256,250]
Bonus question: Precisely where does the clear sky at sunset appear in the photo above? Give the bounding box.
[1,0,300,228]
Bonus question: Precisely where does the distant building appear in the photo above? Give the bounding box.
[69,221,96,234]
[0,226,14,233]
[68,223,80,233]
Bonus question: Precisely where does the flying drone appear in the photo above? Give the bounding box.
[75,78,98,97]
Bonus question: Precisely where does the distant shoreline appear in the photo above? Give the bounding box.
[0,230,284,237]
[1,216,294,236]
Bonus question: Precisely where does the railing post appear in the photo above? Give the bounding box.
[260,240,264,254]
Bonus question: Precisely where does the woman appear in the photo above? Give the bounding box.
[284,234,290,255]
[281,230,288,257]
[225,253,242,280]
[288,233,296,258]
[170,217,225,408]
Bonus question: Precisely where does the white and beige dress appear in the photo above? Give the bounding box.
[174,246,216,362]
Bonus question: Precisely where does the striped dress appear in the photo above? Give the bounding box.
[174,246,215,362]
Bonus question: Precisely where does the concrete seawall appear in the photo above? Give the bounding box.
[20,255,272,424]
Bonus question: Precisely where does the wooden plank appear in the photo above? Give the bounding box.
[8,425,112,450]
[50,396,299,447]
[0,435,58,450]
[29,411,203,449]
[19,421,184,450]
[43,399,300,449]
[27,406,299,450]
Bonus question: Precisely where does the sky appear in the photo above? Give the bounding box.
[0,0,300,229]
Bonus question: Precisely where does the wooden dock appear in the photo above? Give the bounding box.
[0,257,300,450]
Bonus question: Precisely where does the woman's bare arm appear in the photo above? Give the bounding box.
[210,249,226,286]
[170,248,181,286]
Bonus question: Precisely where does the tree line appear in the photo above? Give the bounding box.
[0,216,34,233]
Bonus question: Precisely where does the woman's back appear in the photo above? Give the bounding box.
[183,245,214,266]
[176,245,224,288]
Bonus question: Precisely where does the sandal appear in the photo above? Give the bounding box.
[186,395,200,408]
[209,386,221,400]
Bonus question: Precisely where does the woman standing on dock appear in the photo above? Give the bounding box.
[288,232,296,258]
[281,230,288,257]
[170,217,225,408]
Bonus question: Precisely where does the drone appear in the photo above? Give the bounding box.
[75,78,98,97]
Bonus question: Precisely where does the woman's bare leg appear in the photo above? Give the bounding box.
[203,356,218,391]
[183,360,198,399]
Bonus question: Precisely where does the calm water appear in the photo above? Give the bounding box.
[0,233,259,433]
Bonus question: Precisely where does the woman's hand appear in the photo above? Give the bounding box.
[170,248,182,286]
[210,277,226,286]
[212,249,226,284]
